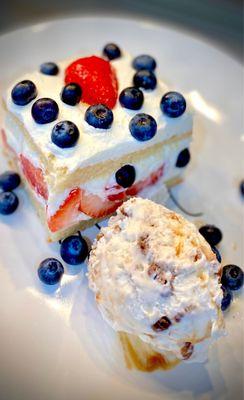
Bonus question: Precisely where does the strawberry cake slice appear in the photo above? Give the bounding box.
[2,44,193,241]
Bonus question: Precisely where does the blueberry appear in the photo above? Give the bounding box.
[199,225,223,247]
[51,121,79,148]
[132,55,156,71]
[240,180,244,197]
[31,98,59,124]
[103,43,121,60]
[129,113,157,142]
[0,191,19,215]
[212,246,222,263]
[119,87,144,110]
[11,80,37,106]
[40,62,59,76]
[221,286,233,311]
[176,148,191,168]
[115,165,136,188]
[133,70,157,90]
[60,235,89,265]
[160,91,186,118]
[0,171,21,191]
[221,265,243,291]
[38,258,64,285]
[85,104,113,129]
[61,83,82,106]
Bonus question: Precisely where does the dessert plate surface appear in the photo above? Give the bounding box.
[0,16,243,400]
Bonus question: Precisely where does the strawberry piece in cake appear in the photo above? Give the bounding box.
[48,188,121,232]
[47,188,81,232]
[20,155,48,200]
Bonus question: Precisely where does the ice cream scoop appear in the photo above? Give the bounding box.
[88,197,224,363]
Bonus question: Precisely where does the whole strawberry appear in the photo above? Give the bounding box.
[65,56,118,109]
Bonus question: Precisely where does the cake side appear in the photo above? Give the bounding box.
[1,127,187,241]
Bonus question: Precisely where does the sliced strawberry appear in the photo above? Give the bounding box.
[48,188,122,233]
[150,166,164,184]
[125,180,144,197]
[20,154,48,200]
[47,188,81,232]
[65,56,118,109]
[105,182,127,202]
[107,191,127,202]
[79,190,122,218]
[47,164,164,233]
[126,165,164,196]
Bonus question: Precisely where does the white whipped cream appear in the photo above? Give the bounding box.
[88,198,224,362]
[5,53,193,173]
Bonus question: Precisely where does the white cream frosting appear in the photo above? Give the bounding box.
[88,198,224,362]
[5,53,193,173]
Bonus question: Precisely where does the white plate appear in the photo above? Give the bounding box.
[0,17,243,400]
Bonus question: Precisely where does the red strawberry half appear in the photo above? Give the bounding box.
[47,188,121,233]
[79,190,122,218]
[20,154,48,200]
[47,165,164,233]
[65,56,118,109]
[47,188,81,232]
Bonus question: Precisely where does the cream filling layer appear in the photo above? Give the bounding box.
[46,136,191,217]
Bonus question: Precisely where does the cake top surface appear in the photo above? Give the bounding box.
[5,52,192,173]
[88,197,224,361]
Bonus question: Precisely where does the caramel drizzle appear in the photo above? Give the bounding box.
[118,332,180,372]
